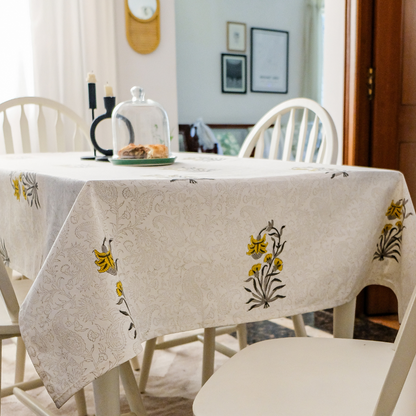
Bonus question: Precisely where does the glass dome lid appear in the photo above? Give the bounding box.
[112,86,170,160]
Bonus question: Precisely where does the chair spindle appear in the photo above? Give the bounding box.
[296,108,309,162]
[316,131,326,163]
[2,111,14,154]
[254,129,265,158]
[20,105,31,153]
[282,108,295,161]
[304,115,319,163]
[268,114,281,160]
[37,105,48,153]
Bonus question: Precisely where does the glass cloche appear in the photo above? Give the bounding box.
[112,86,172,163]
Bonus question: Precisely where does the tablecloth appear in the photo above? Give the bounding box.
[0,152,415,407]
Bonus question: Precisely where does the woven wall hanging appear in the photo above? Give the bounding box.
[125,0,160,54]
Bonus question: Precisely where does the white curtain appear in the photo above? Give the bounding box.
[0,0,35,102]
[29,0,118,126]
[302,0,325,104]
[0,0,118,150]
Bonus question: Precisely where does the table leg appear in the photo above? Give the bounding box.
[119,361,147,416]
[333,298,356,339]
[93,367,120,416]
[202,327,215,385]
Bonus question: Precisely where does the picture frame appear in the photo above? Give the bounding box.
[227,22,246,52]
[251,28,289,94]
[221,54,247,94]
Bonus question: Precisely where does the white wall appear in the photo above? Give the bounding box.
[175,0,306,125]
[322,0,346,163]
[114,0,179,151]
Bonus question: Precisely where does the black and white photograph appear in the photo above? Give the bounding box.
[251,28,289,93]
[221,53,247,94]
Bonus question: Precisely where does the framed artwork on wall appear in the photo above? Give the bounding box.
[221,54,247,94]
[227,22,246,52]
[251,28,289,93]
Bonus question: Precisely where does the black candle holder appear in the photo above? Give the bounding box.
[80,82,99,161]
[89,96,135,162]
[90,96,116,161]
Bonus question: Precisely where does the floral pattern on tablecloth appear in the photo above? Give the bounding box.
[10,172,40,208]
[373,198,413,262]
[245,221,286,311]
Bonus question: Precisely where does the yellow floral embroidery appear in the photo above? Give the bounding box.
[93,238,117,275]
[11,172,40,208]
[274,258,283,271]
[12,178,20,201]
[374,198,413,262]
[382,224,393,234]
[386,200,402,220]
[248,264,261,276]
[246,234,268,256]
[245,221,287,311]
[116,281,123,296]
[94,249,116,273]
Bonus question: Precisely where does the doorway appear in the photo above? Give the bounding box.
[344,0,416,315]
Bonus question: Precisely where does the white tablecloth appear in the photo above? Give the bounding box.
[0,152,415,407]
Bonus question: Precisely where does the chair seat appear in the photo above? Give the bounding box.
[193,337,416,416]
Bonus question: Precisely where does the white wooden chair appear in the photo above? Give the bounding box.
[193,284,416,415]
[238,97,338,164]
[0,96,91,153]
[239,97,340,337]
[0,97,91,414]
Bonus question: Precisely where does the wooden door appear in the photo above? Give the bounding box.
[345,0,416,315]
[398,1,416,198]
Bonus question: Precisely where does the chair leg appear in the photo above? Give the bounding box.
[74,389,88,416]
[5,267,12,280]
[13,387,54,416]
[138,338,157,393]
[333,298,356,339]
[129,355,140,371]
[292,314,307,337]
[14,337,26,384]
[119,361,147,416]
[201,327,216,386]
[236,324,247,349]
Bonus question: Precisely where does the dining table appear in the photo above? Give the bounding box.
[0,151,416,416]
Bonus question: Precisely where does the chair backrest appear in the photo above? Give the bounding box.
[0,97,91,154]
[372,284,416,416]
[238,98,339,165]
[0,262,19,324]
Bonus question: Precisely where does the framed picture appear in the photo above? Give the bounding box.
[251,28,289,93]
[221,54,247,94]
[227,22,246,52]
